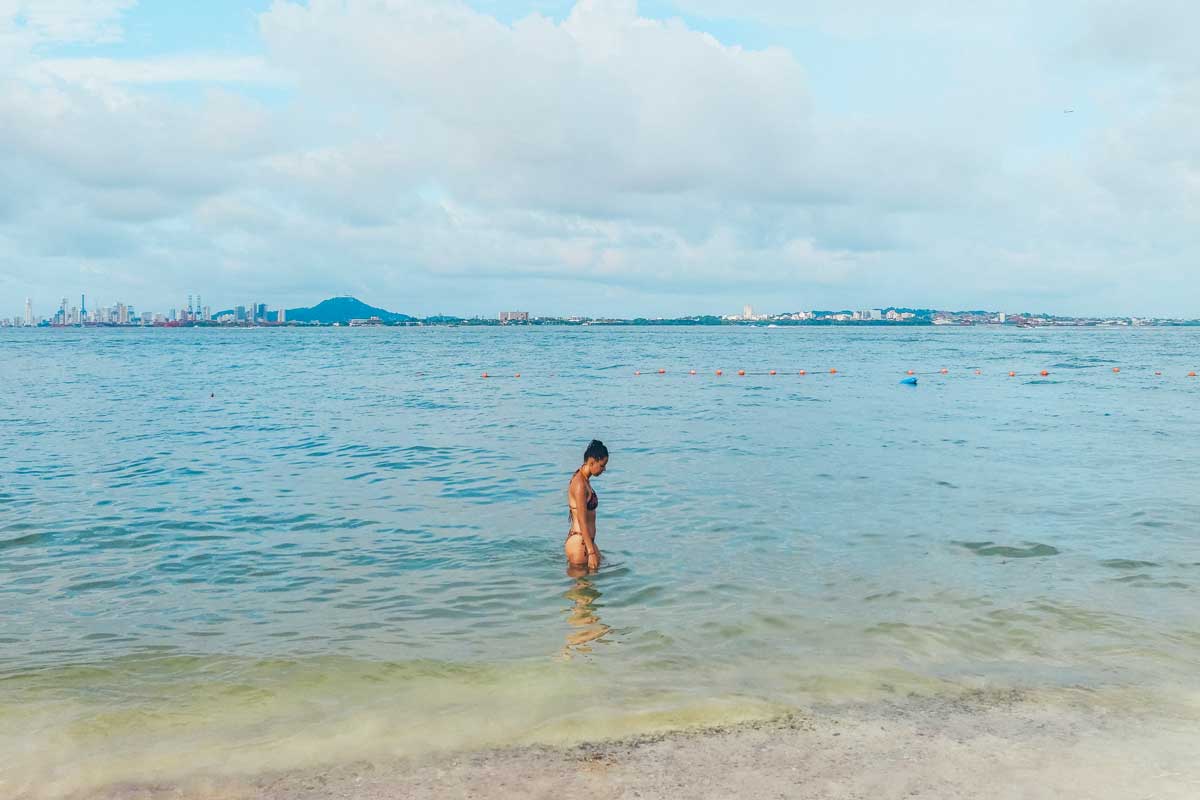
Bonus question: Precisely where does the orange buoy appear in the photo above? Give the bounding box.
[940,368,949,374]
[975,370,982,376]
[798,370,807,376]
[829,368,838,374]
[514,373,520,378]
[658,368,666,374]
[1112,367,1120,373]
[769,370,777,376]
[690,369,697,375]
[1040,370,1049,377]
[1008,371,1016,377]
[716,369,723,376]
[482,372,489,378]
[906,370,915,376]
[1190,371,1197,378]
[738,369,746,376]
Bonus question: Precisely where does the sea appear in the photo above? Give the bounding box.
[2,325,1199,796]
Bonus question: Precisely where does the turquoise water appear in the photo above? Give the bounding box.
[2,326,1200,794]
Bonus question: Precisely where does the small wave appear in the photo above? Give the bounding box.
[1099,559,1159,569]
[954,541,1060,558]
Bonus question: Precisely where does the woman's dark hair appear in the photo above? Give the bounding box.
[583,439,608,462]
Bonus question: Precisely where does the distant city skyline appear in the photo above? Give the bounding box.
[4,292,1195,328]
[1,2,1198,317]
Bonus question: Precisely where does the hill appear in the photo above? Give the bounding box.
[286,297,413,324]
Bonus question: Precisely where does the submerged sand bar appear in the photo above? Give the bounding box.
[62,692,1200,800]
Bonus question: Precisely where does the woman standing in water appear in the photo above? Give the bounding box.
[566,440,607,572]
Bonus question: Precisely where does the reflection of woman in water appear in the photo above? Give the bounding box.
[561,574,610,658]
[565,440,608,572]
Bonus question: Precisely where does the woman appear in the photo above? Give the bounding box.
[566,440,608,571]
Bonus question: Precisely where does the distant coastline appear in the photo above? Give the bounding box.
[7,294,1198,328]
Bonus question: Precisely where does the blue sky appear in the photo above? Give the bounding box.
[2,0,1197,317]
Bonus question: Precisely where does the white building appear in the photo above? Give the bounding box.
[24,298,33,326]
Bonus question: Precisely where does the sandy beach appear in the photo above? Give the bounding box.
[54,690,1198,800]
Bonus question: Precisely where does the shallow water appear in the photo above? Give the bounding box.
[2,326,1199,795]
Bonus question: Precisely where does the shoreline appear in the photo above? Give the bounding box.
[51,690,1200,800]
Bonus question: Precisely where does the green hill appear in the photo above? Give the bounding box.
[286,297,413,324]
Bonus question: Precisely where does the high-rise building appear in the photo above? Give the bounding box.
[278,307,286,324]
[24,298,33,326]
[236,305,246,322]
[742,304,754,320]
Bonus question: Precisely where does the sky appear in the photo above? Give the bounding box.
[1,0,1197,318]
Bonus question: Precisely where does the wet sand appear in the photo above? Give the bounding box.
[47,691,1200,799]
